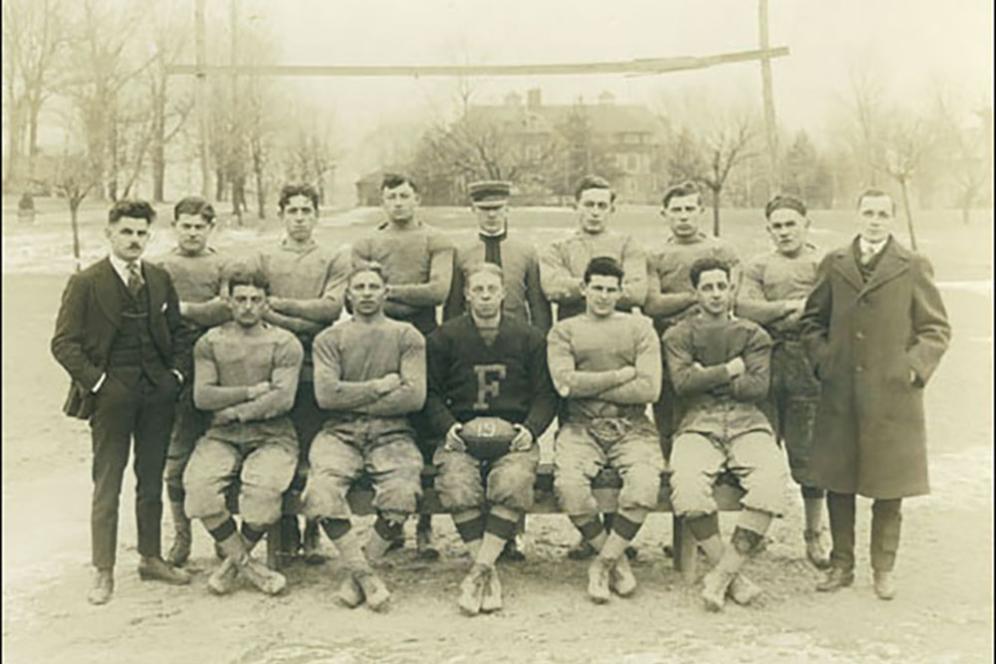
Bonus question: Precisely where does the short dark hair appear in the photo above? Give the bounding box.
[464,262,504,286]
[348,260,388,286]
[574,174,616,202]
[381,172,420,193]
[108,200,156,225]
[661,180,702,209]
[764,194,807,220]
[226,268,270,295]
[689,257,731,288]
[855,188,896,215]
[583,256,624,285]
[173,196,215,223]
[278,183,320,213]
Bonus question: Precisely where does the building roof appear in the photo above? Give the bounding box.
[465,102,662,138]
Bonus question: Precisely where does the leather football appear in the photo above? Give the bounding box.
[460,417,517,461]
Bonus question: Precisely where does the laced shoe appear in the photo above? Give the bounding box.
[816,566,855,593]
[336,573,365,608]
[609,555,637,597]
[804,529,831,570]
[701,568,736,612]
[727,574,762,605]
[480,566,503,613]
[354,568,391,611]
[87,569,114,605]
[240,556,287,595]
[207,557,239,596]
[458,563,490,616]
[873,571,896,601]
[587,557,612,604]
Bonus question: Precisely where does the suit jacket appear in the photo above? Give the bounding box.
[51,257,184,419]
[799,236,951,498]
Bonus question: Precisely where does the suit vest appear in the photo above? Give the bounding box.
[106,277,168,384]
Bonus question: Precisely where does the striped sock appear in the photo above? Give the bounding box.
[207,517,237,543]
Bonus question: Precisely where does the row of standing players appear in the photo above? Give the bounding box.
[55,173,950,610]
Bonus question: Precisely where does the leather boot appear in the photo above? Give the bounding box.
[873,570,896,600]
[586,557,612,604]
[138,556,191,585]
[480,566,502,613]
[458,563,489,616]
[609,555,637,597]
[87,568,114,605]
[816,566,855,592]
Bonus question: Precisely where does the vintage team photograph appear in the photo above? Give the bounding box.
[2,0,992,662]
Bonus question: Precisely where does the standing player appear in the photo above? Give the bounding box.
[664,257,786,611]
[540,175,648,561]
[735,194,830,569]
[800,189,950,600]
[548,257,663,604]
[155,196,232,566]
[184,268,303,596]
[443,180,552,561]
[303,262,427,611]
[51,200,190,604]
[645,181,740,462]
[352,173,454,559]
[444,180,551,331]
[253,183,350,563]
[426,263,557,615]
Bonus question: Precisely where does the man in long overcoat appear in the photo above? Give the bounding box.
[799,188,951,600]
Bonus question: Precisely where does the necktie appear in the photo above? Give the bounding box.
[127,261,144,298]
[860,244,877,266]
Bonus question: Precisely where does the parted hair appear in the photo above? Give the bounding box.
[348,260,388,286]
[173,196,216,223]
[108,199,156,225]
[278,183,320,213]
[764,194,807,220]
[381,172,420,193]
[574,174,616,202]
[583,256,624,285]
[661,180,702,208]
[464,262,505,286]
[689,257,731,288]
[226,267,270,295]
[856,188,896,214]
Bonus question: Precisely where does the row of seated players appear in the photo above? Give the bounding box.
[182,254,784,616]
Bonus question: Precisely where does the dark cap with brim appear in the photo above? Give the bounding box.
[468,180,511,207]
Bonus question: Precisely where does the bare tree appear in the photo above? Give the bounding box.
[933,91,992,224]
[2,0,67,190]
[51,150,98,271]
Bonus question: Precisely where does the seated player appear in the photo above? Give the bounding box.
[302,262,427,612]
[547,256,663,604]
[663,257,787,611]
[425,263,557,615]
[184,268,304,596]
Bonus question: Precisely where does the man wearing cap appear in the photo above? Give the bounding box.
[444,181,551,332]
[735,194,830,569]
[645,180,740,462]
[352,172,455,559]
[444,181,552,561]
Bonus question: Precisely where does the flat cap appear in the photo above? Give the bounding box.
[468,180,511,206]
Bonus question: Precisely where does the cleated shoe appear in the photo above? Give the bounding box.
[302,522,326,566]
[816,566,855,593]
[207,557,239,596]
[568,540,597,561]
[804,529,831,570]
[458,563,489,616]
[497,537,526,563]
[587,558,612,604]
[166,526,192,567]
[727,574,762,605]
[701,568,735,612]
[609,555,637,597]
[873,571,896,601]
[336,573,365,608]
[480,566,503,613]
[355,569,391,612]
[240,557,287,596]
[416,526,440,562]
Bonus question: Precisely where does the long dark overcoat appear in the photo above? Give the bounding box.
[799,237,951,499]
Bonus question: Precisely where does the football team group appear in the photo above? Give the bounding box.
[50,173,950,615]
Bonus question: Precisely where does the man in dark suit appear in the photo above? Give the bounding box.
[800,189,951,601]
[52,199,191,605]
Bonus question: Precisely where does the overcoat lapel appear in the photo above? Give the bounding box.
[144,260,166,312]
[861,241,910,295]
[831,250,864,292]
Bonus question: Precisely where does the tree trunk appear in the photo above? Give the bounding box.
[215,168,225,201]
[4,102,23,191]
[27,99,42,183]
[712,188,722,237]
[70,199,82,272]
[899,177,917,251]
[152,111,166,203]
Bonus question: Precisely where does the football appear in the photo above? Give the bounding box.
[460,417,518,461]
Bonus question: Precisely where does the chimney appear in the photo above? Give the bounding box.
[527,88,542,109]
[598,91,615,106]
